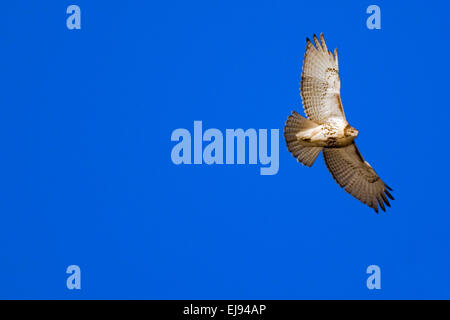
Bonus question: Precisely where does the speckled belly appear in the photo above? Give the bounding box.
[325,135,355,148]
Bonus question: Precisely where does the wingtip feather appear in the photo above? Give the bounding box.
[312,33,321,50]
[385,189,394,200]
[320,33,328,51]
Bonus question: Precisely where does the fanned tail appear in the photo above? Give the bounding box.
[284,111,323,167]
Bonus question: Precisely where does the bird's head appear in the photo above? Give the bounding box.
[344,125,359,138]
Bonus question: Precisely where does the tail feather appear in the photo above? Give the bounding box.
[284,111,323,167]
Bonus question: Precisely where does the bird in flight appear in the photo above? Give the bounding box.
[284,33,394,213]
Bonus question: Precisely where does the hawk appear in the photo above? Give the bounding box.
[284,33,394,213]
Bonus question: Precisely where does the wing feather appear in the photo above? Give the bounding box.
[313,34,322,51]
[301,33,345,124]
[320,33,328,52]
[322,142,394,213]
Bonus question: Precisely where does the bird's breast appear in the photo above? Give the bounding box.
[325,135,355,147]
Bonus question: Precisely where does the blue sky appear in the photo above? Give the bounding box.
[0,0,449,299]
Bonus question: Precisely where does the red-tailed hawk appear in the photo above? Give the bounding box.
[284,33,394,213]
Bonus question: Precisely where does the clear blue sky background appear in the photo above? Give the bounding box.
[0,0,449,299]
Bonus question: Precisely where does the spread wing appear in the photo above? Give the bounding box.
[301,33,346,124]
[322,142,394,213]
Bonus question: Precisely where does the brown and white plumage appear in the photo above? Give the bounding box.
[283,33,394,213]
[301,33,344,124]
[322,142,394,213]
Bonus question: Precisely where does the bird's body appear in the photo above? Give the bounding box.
[284,33,394,213]
[295,117,355,148]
